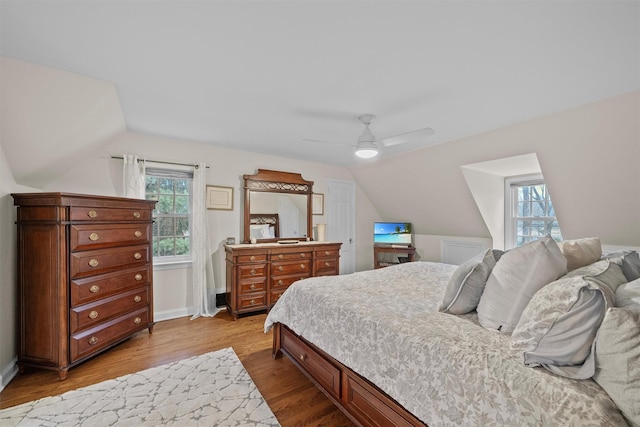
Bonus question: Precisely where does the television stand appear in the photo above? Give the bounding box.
[374,245,416,269]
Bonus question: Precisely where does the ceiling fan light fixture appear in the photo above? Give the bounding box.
[355,141,378,159]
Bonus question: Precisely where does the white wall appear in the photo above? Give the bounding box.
[0,145,38,391]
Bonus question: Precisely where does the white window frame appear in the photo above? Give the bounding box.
[504,174,561,249]
[145,166,194,267]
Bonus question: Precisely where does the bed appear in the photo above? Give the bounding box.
[249,213,279,239]
[265,238,640,427]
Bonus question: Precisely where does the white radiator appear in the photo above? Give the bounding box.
[440,240,489,265]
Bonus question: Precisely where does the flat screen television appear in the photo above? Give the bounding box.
[373,222,413,246]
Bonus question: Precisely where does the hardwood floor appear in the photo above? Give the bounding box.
[0,309,354,426]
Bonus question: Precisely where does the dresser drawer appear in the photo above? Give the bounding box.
[316,247,340,258]
[237,293,267,311]
[71,266,149,306]
[70,207,151,222]
[70,286,149,333]
[281,327,340,398]
[238,279,267,294]
[270,288,287,305]
[70,223,150,251]
[71,245,150,279]
[272,260,311,276]
[315,258,338,275]
[70,307,149,362]
[238,264,267,279]
[272,251,312,261]
[237,254,268,263]
[271,274,308,289]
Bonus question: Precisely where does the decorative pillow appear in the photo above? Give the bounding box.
[566,259,628,294]
[615,278,640,310]
[593,308,640,427]
[477,236,567,334]
[557,237,602,271]
[439,249,503,315]
[511,260,626,379]
[603,250,640,281]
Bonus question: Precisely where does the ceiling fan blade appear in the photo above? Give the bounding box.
[382,127,435,147]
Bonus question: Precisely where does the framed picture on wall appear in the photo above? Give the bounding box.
[206,185,234,210]
[312,193,324,215]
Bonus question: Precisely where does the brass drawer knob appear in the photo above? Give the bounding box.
[300,264,306,269]
[278,266,283,272]
[88,259,99,267]
[133,211,141,218]
[89,285,100,293]
[300,253,306,257]
[87,210,98,218]
[249,299,256,305]
[325,262,331,267]
[250,268,256,275]
[249,255,255,261]
[250,284,256,290]
[134,273,143,281]
[277,280,283,286]
[300,353,306,362]
[134,230,142,238]
[278,254,284,259]
[88,310,99,319]
[134,317,142,324]
[89,336,98,345]
[89,233,99,241]
[134,252,142,260]
[134,295,142,303]
[325,251,330,256]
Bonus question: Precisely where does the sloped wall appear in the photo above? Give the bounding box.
[350,92,640,254]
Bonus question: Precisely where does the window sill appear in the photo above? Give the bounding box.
[153,259,193,271]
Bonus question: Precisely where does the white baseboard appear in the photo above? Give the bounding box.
[154,306,196,322]
[0,357,18,393]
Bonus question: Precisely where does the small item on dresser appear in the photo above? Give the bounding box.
[250,238,257,244]
[226,237,236,245]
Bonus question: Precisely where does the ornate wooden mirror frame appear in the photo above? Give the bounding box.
[243,169,314,243]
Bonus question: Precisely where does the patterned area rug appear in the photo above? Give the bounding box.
[0,347,280,426]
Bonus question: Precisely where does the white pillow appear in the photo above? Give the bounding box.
[511,260,625,379]
[439,249,503,315]
[557,237,602,271]
[593,308,640,427]
[615,278,640,310]
[477,236,567,334]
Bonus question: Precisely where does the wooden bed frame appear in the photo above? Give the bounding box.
[272,323,427,427]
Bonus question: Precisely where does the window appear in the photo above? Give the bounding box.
[506,176,562,248]
[145,168,193,261]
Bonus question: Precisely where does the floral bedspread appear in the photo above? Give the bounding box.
[264,261,627,427]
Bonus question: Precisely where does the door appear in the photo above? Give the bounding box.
[326,179,355,274]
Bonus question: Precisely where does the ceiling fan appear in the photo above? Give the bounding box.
[305,114,435,159]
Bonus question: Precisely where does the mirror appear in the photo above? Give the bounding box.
[243,169,313,243]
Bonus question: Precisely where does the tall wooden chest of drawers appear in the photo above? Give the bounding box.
[12,192,157,380]
[225,242,341,320]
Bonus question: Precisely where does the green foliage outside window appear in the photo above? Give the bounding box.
[145,174,192,258]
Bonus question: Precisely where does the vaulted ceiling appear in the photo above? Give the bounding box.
[1,1,638,168]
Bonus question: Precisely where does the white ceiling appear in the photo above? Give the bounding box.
[1,1,638,167]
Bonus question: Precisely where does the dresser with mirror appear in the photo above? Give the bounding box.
[225,169,341,319]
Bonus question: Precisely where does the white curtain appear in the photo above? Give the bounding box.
[191,162,221,319]
[122,154,145,199]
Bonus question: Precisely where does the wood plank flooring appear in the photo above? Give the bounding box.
[0,310,354,426]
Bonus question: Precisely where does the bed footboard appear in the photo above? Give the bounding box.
[272,322,427,427]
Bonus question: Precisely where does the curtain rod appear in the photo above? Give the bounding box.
[111,156,209,169]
